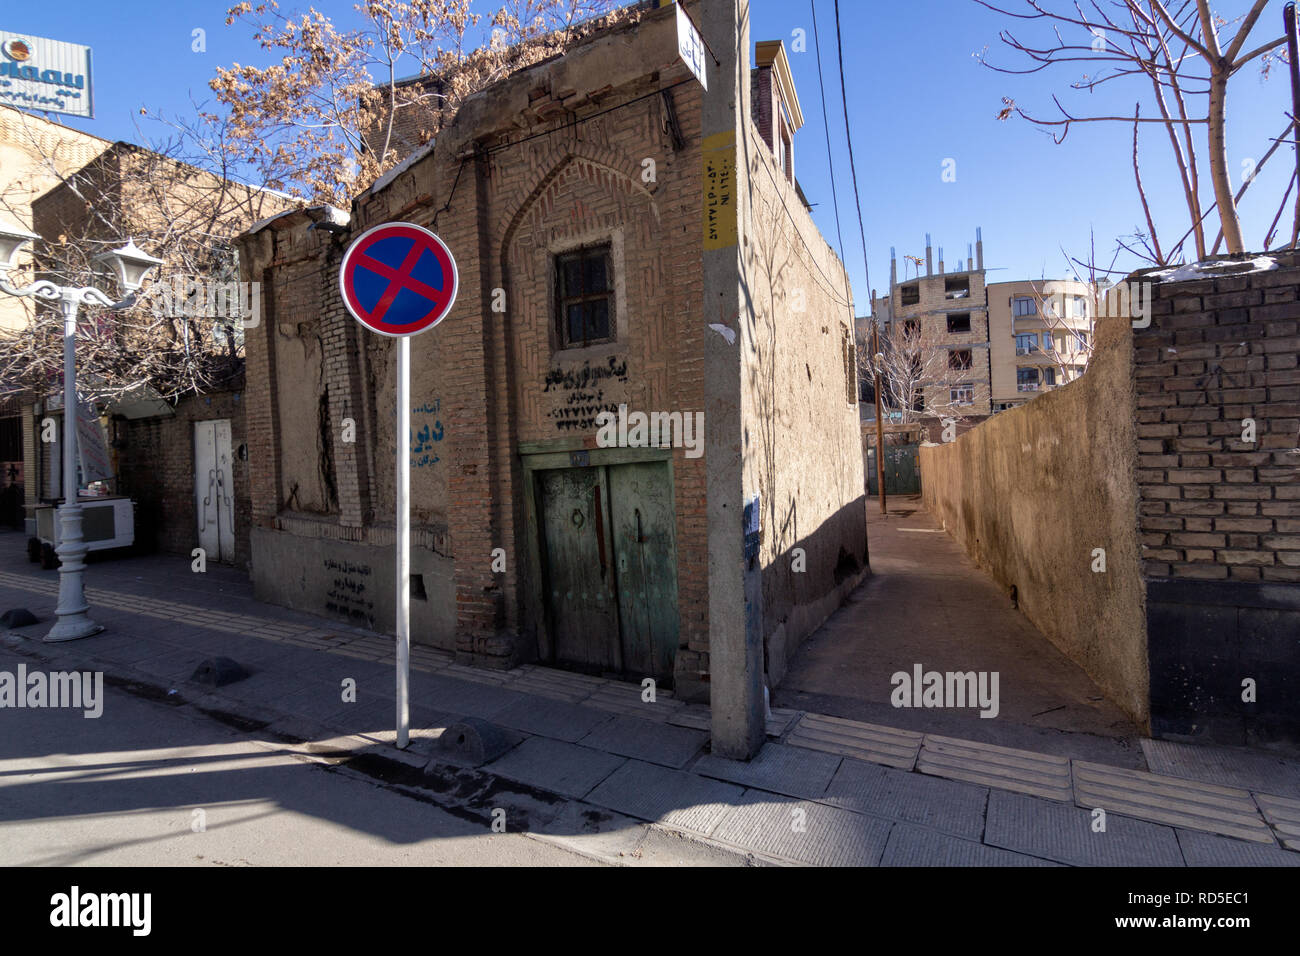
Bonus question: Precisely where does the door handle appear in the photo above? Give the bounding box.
[593,484,607,578]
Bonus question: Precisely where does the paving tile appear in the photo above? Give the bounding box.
[918,734,1072,801]
[356,706,459,747]
[766,707,800,738]
[294,654,389,684]
[880,823,1060,867]
[486,737,625,799]
[585,759,746,834]
[788,713,923,769]
[220,637,303,667]
[985,789,1185,867]
[492,696,614,742]
[529,800,654,858]
[578,715,707,769]
[694,742,841,799]
[276,681,361,722]
[409,674,528,721]
[441,663,514,686]
[1177,829,1300,866]
[132,648,208,683]
[1142,739,1300,796]
[511,666,606,703]
[1254,792,1300,851]
[668,704,712,731]
[1073,760,1273,844]
[710,790,892,866]
[822,758,988,840]
[583,683,682,722]
[83,637,180,666]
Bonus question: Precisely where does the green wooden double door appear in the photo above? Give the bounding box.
[535,460,679,685]
[867,443,922,495]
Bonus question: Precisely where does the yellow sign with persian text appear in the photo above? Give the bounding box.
[702,130,737,250]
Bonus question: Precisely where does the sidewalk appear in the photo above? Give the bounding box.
[2,530,1298,866]
[778,495,1145,766]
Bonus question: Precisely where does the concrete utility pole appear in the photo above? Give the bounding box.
[703,0,765,760]
[870,317,887,514]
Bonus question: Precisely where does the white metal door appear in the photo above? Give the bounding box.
[195,419,235,562]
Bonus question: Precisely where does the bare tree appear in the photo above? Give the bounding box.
[209,0,629,204]
[0,120,290,405]
[860,317,979,426]
[976,0,1290,261]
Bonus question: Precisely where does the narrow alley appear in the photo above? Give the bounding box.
[777,497,1146,768]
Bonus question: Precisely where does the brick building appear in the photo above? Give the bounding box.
[0,107,113,521]
[236,1,867,756]
[17,140,290,565]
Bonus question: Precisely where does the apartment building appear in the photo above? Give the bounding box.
[988,278,1094,411]
[866,231,991,428]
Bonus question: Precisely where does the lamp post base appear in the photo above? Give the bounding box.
[45,618,104,643]
[44,500,102,643]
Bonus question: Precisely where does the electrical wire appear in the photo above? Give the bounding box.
[832,0,872,308]
[810,0,848,283]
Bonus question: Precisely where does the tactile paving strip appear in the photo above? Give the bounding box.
[787,713,923,769]
[1254,792,1300,851]
[1072,760,1274,844]
[917,734,1072,801]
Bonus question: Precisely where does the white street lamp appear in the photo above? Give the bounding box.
[0,225,162,642]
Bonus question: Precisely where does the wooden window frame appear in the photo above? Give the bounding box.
[555,243,615,350]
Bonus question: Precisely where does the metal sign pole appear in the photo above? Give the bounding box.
[396,335,411,748]
[338,221,458,751]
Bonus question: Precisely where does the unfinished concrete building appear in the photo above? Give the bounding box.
[235,1,866,756]
[868,231,992,429]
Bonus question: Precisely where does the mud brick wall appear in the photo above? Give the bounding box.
[1134,254,1300,746]
[919,315,1147,727]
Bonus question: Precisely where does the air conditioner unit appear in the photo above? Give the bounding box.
[35,497,135,551]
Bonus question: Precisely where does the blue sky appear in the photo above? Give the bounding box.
[5,0,1291,311]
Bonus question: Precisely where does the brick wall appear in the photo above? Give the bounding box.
[235,7,867,702]
[1134,255,1300,582]
[1134,254,1300,745]
[116,387,251,566]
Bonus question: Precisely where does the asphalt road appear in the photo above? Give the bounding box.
[0,659,604,866]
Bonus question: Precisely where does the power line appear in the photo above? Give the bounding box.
[832,0,872,311]
[809,0,847,282]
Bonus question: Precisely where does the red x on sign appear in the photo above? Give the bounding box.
[339,222,459,337]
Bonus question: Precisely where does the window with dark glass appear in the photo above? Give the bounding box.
[556,244,614,348]
[1012,296,1037,317]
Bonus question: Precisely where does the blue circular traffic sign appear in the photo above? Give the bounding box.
[339,222,459,337]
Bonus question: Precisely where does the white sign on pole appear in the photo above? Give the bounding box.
[75,401,112,484]
[676,3,708,91]
[0,32,94,118]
